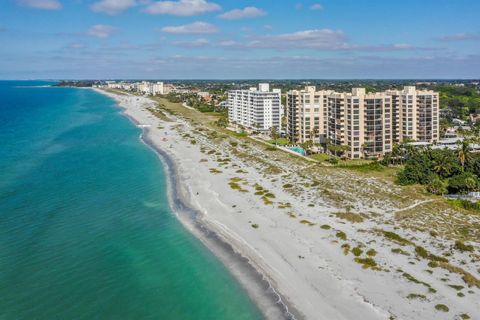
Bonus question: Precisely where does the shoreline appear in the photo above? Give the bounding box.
[92,88,480,320]
[96,88,298,320]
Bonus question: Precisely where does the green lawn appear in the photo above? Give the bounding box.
[309,153,331,161]
[268,138,290,146]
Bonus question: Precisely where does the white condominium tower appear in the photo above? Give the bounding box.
[287,86,439,159]
[228,83,282,131]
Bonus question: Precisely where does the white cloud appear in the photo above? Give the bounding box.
[86,25,116,38]
[17,0,62,10]
[90,0,136,15]
[248,29,346,49]
[160,21,218,34]
[144,0,220,16]
[437,32,480,42]
[218,29,429,52]
[173,38,209,47]
[219,7,266,20]
[310,3,323,10]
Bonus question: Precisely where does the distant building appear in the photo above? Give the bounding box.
[287,86,439,159]
[151,82,164,95]
[107,82,121,89]
[197,91,212,102]
[136,81,164,95]
[163,84,175,94]
[228,83,281,132]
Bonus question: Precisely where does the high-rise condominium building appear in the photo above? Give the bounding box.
[386,86,439,144]
[286,86,439,159]
[286,86,333,143]
[327,88,395,159]
[228,83,281,132]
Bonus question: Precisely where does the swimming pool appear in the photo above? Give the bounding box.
[289,146,306,156]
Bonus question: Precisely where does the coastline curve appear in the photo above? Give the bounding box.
[100,89,302,320]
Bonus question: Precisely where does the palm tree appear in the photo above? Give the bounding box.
[324,137,332,154]
[310,127,319,143]
[361,143,368,159]
[300,140,313,155]
[433,154,453,178]
[456,139,471,170]
[339,144,350,158]
[270,126,279,145]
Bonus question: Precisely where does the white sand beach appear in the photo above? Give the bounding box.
[97,89,480,320]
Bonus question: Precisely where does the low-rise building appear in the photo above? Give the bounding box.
[197,91,212,102]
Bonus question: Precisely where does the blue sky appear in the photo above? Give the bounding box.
[0,0,479,79]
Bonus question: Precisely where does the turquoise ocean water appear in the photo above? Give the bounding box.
[0,81,263,320]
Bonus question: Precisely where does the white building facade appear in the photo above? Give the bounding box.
[136,81,164,95]
[228,83,281,132]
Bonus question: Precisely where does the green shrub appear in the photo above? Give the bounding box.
[392,248,410,256]
[449,199,480,211]
[402,272,436,292]
[300,219,315,226]
[415,246,429,259]
[448,284,464,291]
[454,241,474,252]
[426,176,447,195]
[382,231,411,245]
[336,231,347,240]
[448,172,478,194]
[328,157,338,165]
[261,196,273,205]
[434,304,449,312]
[352,247,363,257]
[354,257,377,269]
[406,293,426,300]
[366,249,377,257]
[320,224,331,230]
[341,243,350,255]
[340,161,384,172]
